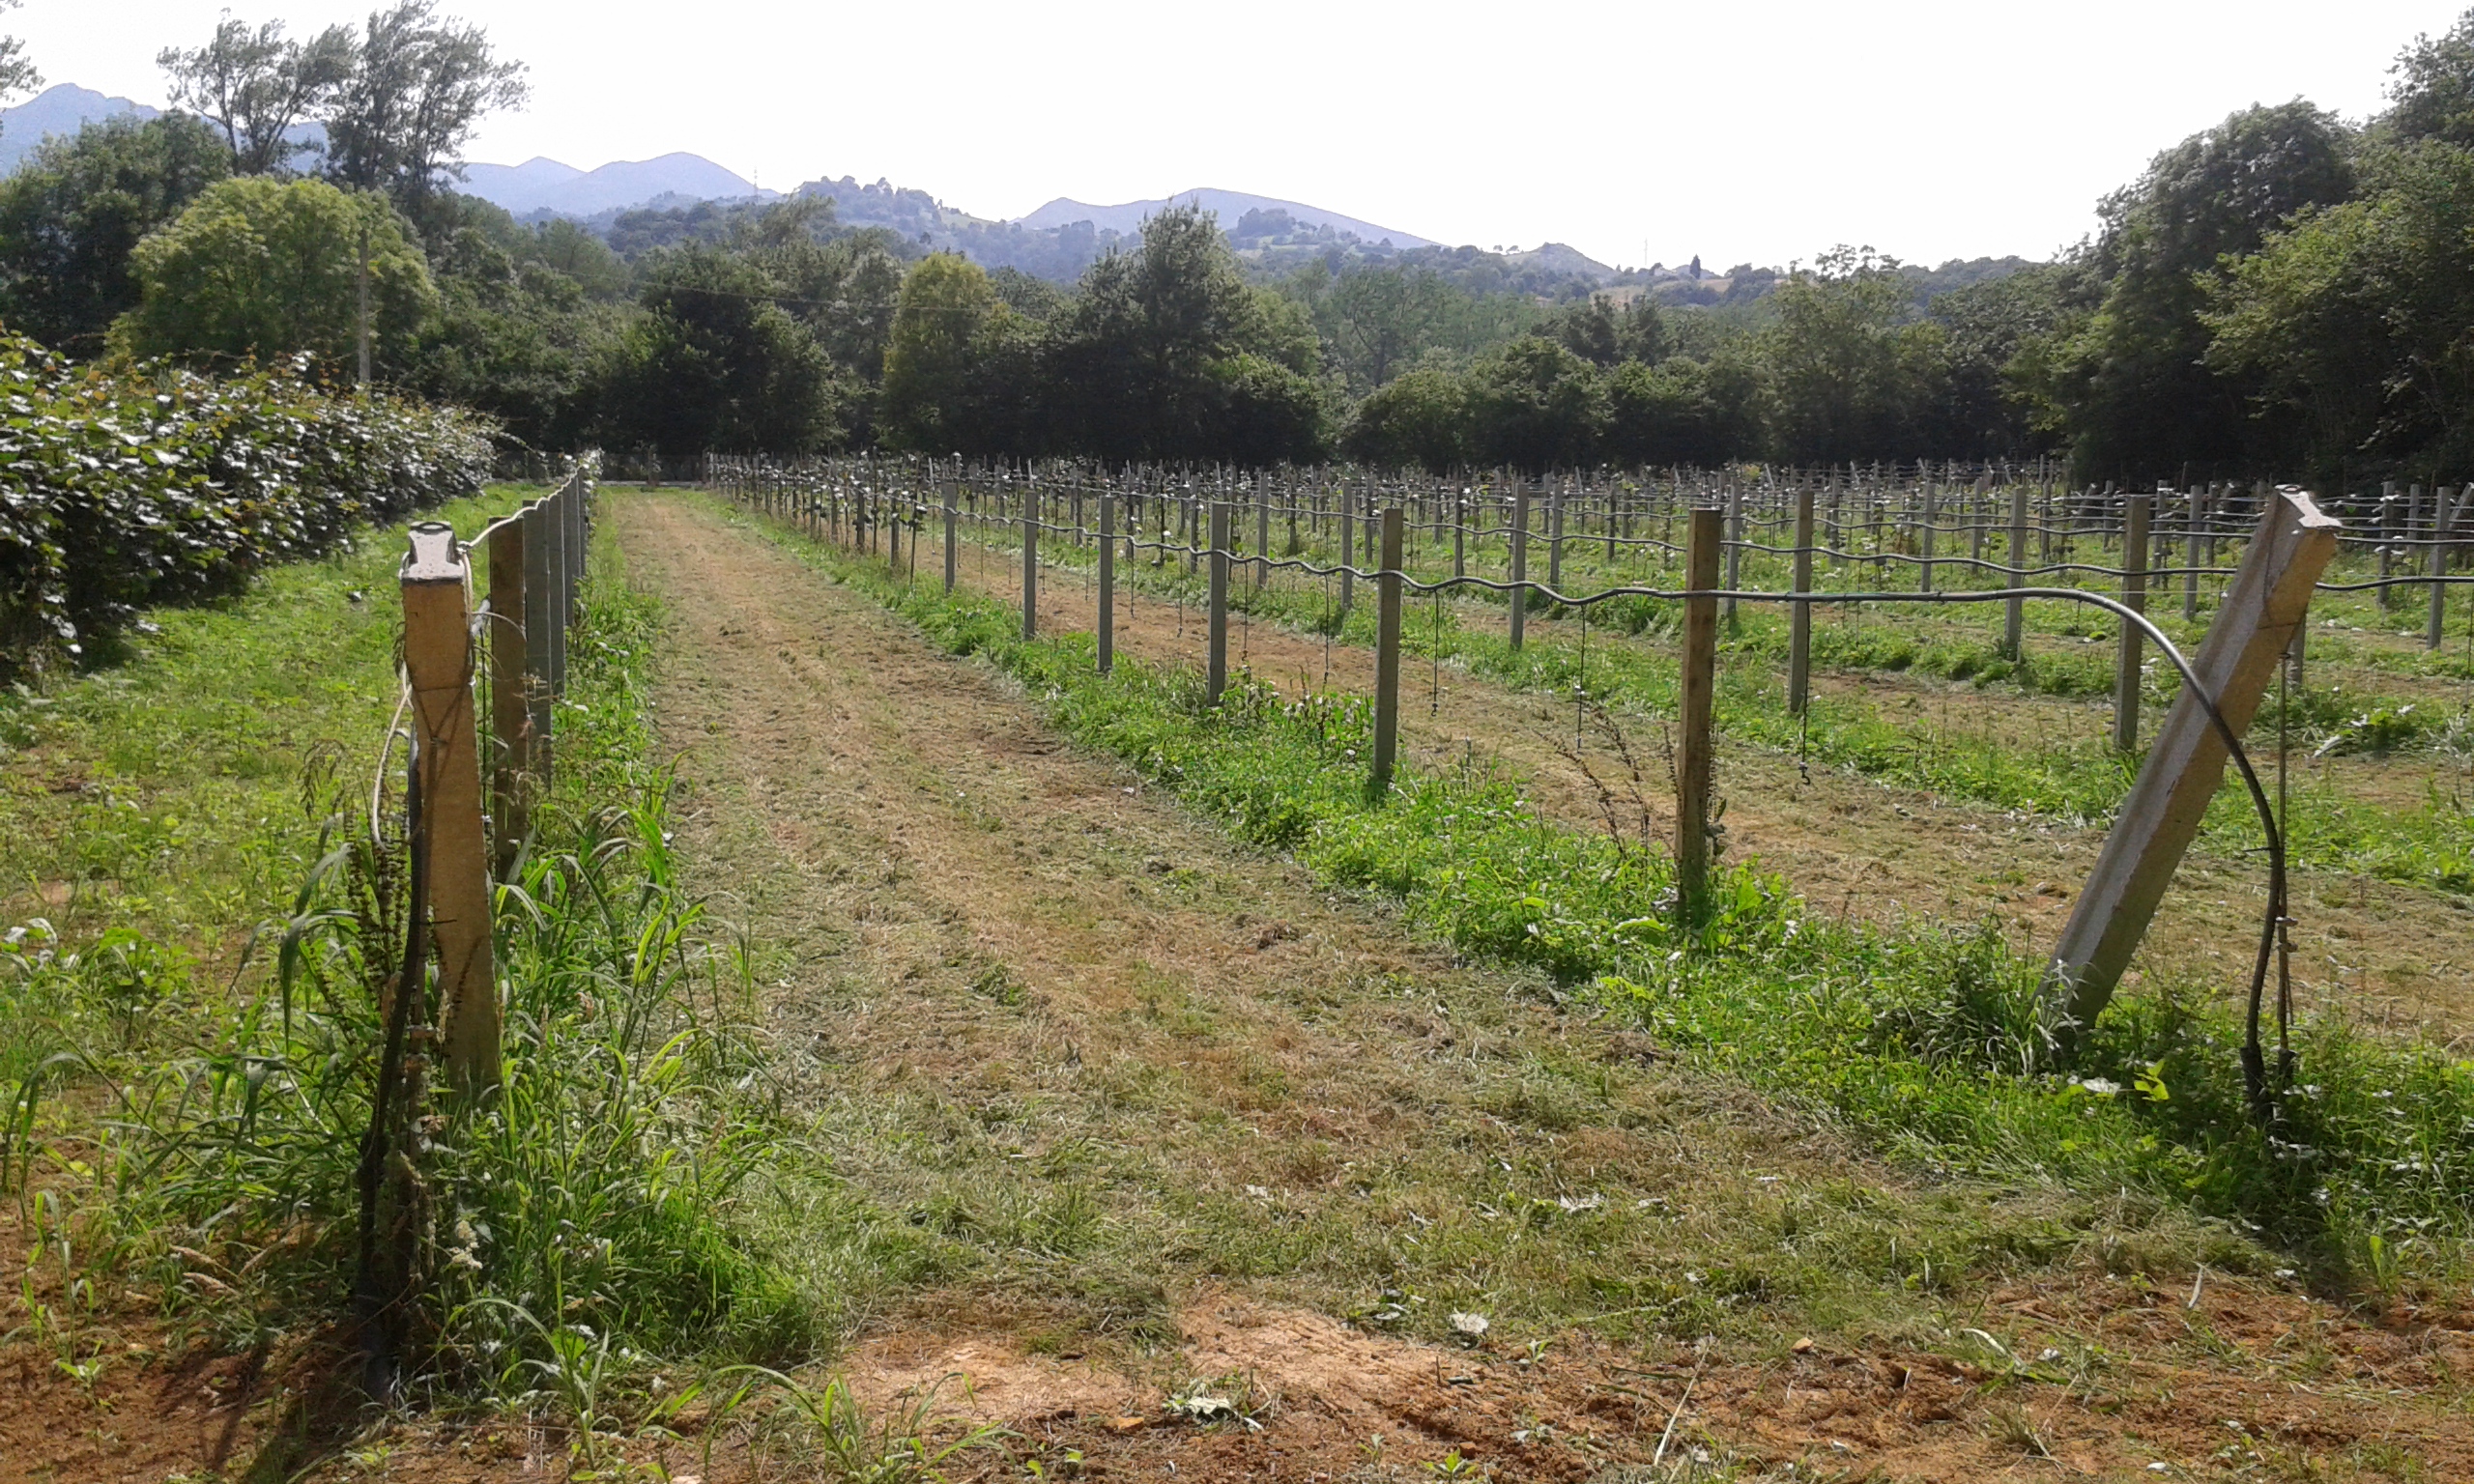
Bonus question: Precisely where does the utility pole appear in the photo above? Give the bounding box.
[356,220,372,390]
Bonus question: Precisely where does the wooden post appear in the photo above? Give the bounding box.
[400,524,499,1097]
[543,479,568,698]
[1099,494,1116,674]
[1788,483,1816,715]
[1207,501,1230,704]
[1509,481,1530,652]
[1677,507,1722,924]
[1372,507,1405,791]
[2049,489,2342,1029]
[1021,503,1038,641]
[2113,493,2149,752]
[2003,483,2029,660]
[520,499,554,785]
[484,517,531,880]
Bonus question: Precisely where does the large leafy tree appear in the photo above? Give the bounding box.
[322,1,528,229]
[2381,10,2474,148]
[0,0,37,105]
[1603,355,1760,468]
[1342,368,1468,471]
[1041,203,1325,462]
[111,176,435,370]
[0,114,231,353]
[880,251,1011,453]
[1758,246,1944,465]
[1462,337,1606,470]
[2034,101,2355,480]
[2206,138,2474,483]
[158,16,353,176]
[1924,262,2082,459]
[1543,293,1667,368]
[407,194,628,451]
[597,244,849,457]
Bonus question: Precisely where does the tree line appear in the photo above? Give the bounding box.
[5,6,2474,488]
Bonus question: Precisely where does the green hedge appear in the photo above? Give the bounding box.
[0,332,494,676]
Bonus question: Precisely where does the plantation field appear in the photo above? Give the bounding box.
[925,499,2474,1038]
[6,483,2474,1482]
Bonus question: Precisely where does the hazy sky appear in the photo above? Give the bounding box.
[18,1,2468,269]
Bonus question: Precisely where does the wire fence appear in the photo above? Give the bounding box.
[705,454,2380,1118]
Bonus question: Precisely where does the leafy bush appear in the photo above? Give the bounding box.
[0,330,493,677]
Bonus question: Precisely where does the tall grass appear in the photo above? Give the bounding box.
[6,541,828,1420]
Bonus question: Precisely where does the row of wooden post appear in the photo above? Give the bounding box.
[710,463,2351,1010]
[717,466,1737,924]
[397,464,594,1099]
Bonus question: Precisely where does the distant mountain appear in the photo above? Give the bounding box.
[1016,187,1436,250]
[0,83,159,173]
[460,154,777,216]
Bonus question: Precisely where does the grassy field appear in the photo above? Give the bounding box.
[5,481,2472,1482]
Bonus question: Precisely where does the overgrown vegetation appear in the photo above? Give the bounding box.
[0,331,492,678]
[1,502,854,1460]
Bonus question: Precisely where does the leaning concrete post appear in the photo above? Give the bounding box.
[1372,507,1405,791]
[401,524,499,1097]
[1677,508,1722,925]
[1207,500,1230,704]
[2050,489,2341,1030]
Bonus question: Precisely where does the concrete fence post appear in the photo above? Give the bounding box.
[1207,500,1230,704]
[1509,481,1530,652]
[1372,507,1405,791]
[1788,483,1816,715]
[1099,493,1116,674]
[1677,507,1722,925]
[400,524,499,1097]
[2050,489,2342,1031]
[2113,493,2150,752]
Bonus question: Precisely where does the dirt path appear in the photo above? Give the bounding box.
[944,540,2474,1041]
[581,492,2474,1480]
